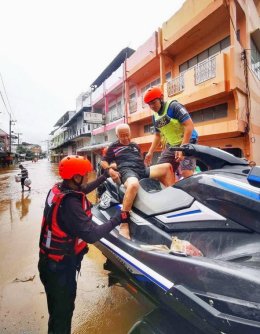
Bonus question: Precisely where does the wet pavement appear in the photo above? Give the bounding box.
[0,160,153,333]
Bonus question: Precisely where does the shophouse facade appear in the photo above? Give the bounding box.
[50,106,92,163]
[50,48,135,167]
[125,0,260,163]
[50,0,260,166]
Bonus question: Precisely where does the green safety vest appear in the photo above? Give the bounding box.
[153,101,184,146]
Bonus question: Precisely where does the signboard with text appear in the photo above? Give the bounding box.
[84,112,102,124]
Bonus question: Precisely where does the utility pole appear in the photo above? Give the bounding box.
[9,117,16,153]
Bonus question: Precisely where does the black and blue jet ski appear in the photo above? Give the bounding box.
[91,144,260,334]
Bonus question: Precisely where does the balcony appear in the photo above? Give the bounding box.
[167,74,185,97]
[127,95,153,124]
[92,117,124,135]
[194,57,216,84]
[129,100,138,114]
[164,53,229,106]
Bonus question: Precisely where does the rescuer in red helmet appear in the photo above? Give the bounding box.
[38,155,122,334]
[143,86,198,179]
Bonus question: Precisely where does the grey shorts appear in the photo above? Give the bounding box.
[120,167,150,184]
[157,147,179,172]
[157,146,196,172]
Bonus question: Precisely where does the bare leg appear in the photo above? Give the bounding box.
[150,163,175,186]
[120,177,139,240]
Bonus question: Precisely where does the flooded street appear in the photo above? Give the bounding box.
[0,160,153,333]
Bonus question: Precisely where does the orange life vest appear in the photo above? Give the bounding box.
[39,184,91,262]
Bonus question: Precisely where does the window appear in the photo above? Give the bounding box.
[251,38,260,81]
[165,71,172,82]
[198,50,208,63]
[129,92,137,114]
[188,56,197,68]
[179,36,231,73]
[209,43,220,57]
[220,36,231,50]
[179,62,188,73]
[141,78,161,107]
[117,101,123,118]
[151,78,160,87]
[191,103,228,123]
[144,124,154,133]
[141,78,161,95]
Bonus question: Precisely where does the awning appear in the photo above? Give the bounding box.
[77,142,112,152]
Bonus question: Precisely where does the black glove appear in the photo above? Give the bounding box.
[102,168,110,179]
[109,210,122,227]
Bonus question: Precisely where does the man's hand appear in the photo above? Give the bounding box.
[110,210,122,226]
[144,152,153,166]
[109,163,117,170]
[109,168,121,184]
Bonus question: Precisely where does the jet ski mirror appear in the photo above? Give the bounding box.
[247,166,260,188]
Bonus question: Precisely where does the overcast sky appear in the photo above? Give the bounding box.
[0,0,185,149]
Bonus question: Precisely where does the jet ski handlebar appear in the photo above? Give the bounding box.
[168,144,249,169]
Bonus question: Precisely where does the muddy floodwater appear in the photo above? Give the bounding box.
[0,159,153,333]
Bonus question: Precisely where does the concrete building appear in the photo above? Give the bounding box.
[125,0,260,163]
[49,0,260,166]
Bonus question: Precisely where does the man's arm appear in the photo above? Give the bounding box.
[100,160,120,183]
[59,197,121,243]
[169,101,194,162]
[81,173,108,194]
[181,118,194,145]
[144,132,161,166]
[176,116,194,162]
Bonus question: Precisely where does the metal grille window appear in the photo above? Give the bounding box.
[191,103,228,123]
[195,56,216,84]
[167,74,184,96]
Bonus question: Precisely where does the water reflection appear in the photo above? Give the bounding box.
[15,192,31,220]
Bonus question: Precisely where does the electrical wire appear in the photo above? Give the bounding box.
[0,90,10,117]
[0,72,15,120]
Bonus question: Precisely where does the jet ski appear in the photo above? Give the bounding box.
[91,144,260,334]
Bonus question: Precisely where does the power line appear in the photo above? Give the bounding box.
[0,72,15,120]
[0,90,11,117]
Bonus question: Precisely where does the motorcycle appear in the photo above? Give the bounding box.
[91,144,260,334]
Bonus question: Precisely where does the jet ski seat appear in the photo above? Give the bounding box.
[134,179,194,216]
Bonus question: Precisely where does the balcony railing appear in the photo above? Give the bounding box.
[167,74,184,97]
[195,56,216,85]
[129,100,137,114]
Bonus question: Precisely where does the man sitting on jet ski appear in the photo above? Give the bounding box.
[100,123,174,240]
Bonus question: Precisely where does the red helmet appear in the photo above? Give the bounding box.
[59,155,93,179]
[143,86,163,104]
